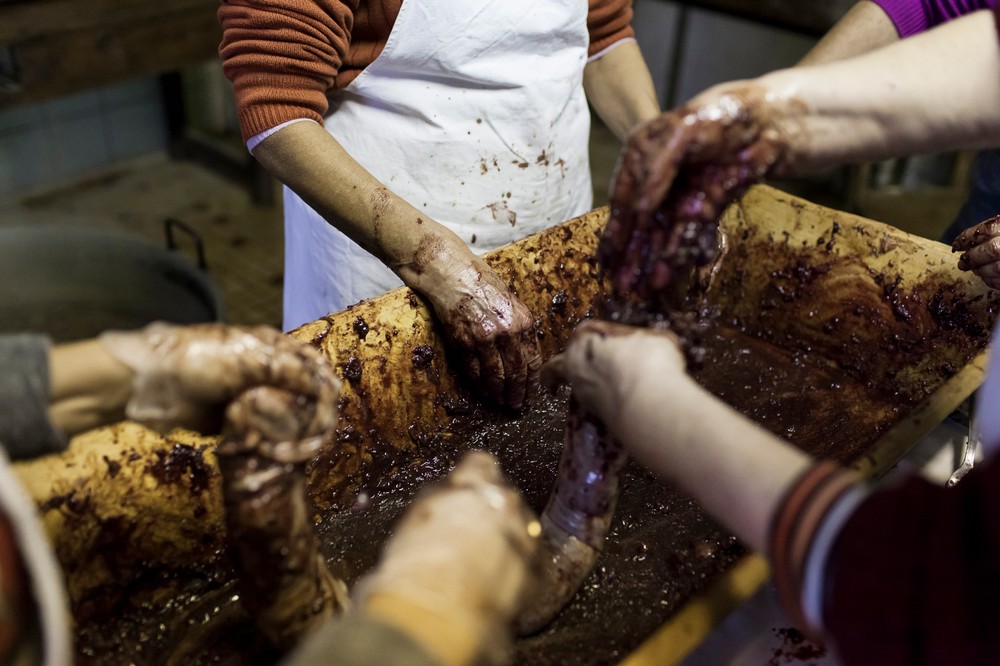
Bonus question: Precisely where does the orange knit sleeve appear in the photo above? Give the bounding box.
[587,0,635,58]
[218,0,358,142]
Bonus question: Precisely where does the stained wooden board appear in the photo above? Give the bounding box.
[14,186,997,663]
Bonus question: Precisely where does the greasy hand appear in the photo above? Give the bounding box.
[98,323,340,437]
[220,385,337,463]
[542,321,686,430]
[600,85,789,300]
[954,214,1000,289]
[356,451,540,633]
[427,256,542,410]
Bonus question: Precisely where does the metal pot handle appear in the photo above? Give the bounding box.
[164,218,208,270]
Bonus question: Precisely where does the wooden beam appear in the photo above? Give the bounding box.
[0,0,216,43]
[0,5,221,110]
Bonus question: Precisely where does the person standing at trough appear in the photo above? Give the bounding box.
[217,0,661,410]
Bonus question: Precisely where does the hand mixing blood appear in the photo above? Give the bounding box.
[954,214,1000,290]
[599,86,790,313]
[513,89,794,633]
[514,399,628,635]
[424,254,542,410]
[98,323,341,439]
[99,323,349,647]
[352,451,541,665]
[215,386,350,648]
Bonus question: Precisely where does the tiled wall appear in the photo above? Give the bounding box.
[0,77,168,197]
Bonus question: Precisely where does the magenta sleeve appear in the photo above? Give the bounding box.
[871,0,997,37]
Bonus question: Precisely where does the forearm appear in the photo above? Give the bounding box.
[584,40,660,141]
[612,373,811,553]
[252,121,475,291]
[744,11,1000,175]
[797,1,899,66]
[48,339,134,437]
[346,452,535,666]
[363,595,482,666]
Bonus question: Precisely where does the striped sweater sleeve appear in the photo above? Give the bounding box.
[218,0,357,143]
[768,461,865,641]
[822,452,1000,664]
[588,0,636,58]
[773,449,1000,663]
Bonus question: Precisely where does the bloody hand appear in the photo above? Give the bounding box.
[99,323,340,440]
[600,86,789,304]
[954,214,1000,290]
[429,257,542,410]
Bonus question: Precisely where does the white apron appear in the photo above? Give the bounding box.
[283,0,593,330]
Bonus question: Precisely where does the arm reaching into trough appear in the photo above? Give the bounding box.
[544,321,812,552]
[797,1,899,66]
[601,10,1000,298]
[253,123,541,410]
[774,9,1000,169]
[50,323,342,440]
[47,339,135,437]
[97,322,349,646]
[798,0,999,67]
[284,452,541,666]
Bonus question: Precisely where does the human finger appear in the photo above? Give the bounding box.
[478,341,507,407]
[957,235,1000,271]
[973,259,1000,289]
[953,215,1000,253]
[540,353,568,391]
[523,331,542,400]
[605,117,689,279]
[497,333,528,410]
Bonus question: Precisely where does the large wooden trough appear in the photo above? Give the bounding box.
[14,185,998,664]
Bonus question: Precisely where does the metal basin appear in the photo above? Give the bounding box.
[0,223,223,341]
